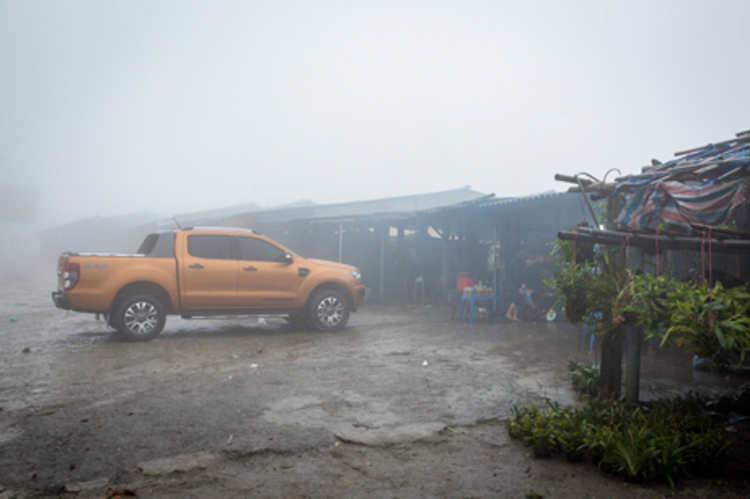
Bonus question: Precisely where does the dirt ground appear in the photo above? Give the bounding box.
[1,259,749,498]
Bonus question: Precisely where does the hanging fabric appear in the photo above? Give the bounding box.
[700,232,706,287]
[708,227,713,290]
[654,229,660,276]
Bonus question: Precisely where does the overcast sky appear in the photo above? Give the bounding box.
[1,0,749,228]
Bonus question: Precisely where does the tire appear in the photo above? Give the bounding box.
[112,294,166,341]
[308,289,350,332]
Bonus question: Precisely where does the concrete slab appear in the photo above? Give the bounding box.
[334,422,445,446]
[63,477,109,493]
[138,452,219,476]
[0,421,22,447]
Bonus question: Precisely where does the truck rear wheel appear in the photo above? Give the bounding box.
[308,289,349,332]
[113,294,166,341]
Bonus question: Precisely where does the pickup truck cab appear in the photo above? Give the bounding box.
[52,227,366,341]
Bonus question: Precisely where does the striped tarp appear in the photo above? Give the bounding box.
[616,178,750,230]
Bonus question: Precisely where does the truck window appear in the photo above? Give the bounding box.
[187,235,232,260]
[237,236,286,262]
[137,234,159,255]
[137,232,175,257]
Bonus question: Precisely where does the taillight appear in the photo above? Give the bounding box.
[63,262,80,290]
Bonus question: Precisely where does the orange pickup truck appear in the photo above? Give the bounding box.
[52,227,365,341]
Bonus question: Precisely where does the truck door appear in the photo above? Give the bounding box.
[235,235,300,309]
[181,234,238,309]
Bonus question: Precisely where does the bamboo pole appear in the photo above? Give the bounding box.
[674,135,750,157]
[557,229,750,253]
[554,173,594,186]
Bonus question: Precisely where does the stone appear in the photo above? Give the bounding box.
[138,452,219,476]
[64,477,109,492]
[334,422,445,446]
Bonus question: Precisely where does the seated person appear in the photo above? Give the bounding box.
[505,284,534,321]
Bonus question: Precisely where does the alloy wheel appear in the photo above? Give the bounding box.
[123,301,159,336]
[316,296,345,327]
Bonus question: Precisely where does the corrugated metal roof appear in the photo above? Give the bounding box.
[250,186,488,224]
[170,187,572,230]
[171,202,263,227]
[424,190,565,213]
[247,189,573,228]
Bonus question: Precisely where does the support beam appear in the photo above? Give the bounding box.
[397,225,406,301]
[625,243,644,404]
[558,227,750,254]
[441,217,451,303]
[599,333,624,399]
[338,222,343,263]
[379,224,386,303]
[599,195,624,399]
[625,326,642,403]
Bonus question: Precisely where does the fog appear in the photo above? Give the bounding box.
[1,0,749,229]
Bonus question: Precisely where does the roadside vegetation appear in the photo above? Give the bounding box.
[566,358,599,398]
[510,394,731,487]
[548,238,750,371]
[511,237,750,486]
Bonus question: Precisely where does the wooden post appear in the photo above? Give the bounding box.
[338,221,344,263]
[625,325,642,403]
[397,224,406,301]
[599,331,624,399]
[379,224,386,302]
[441,217,451,303]
[493,224,498,295]
[599,194,624,399]
[625,246,644,403]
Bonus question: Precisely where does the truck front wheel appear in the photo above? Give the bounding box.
[308,290,350,332]
[113,294,166,341]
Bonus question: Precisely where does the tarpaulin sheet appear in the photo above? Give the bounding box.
[616,178,750,230]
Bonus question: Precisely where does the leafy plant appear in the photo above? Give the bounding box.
[566,357,600,397]
[553,236,750,373]
[556,412,587,462]
[509,403,539,439]
[621,273,685,335]
[508,394,731,486]
[548,239,629,336]
[547,262,591,324]
[660,282,750,370]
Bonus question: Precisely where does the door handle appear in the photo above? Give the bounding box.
[243,266,258,271]
[189,263,204,269]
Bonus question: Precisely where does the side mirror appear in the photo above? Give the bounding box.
[284,252,294,264]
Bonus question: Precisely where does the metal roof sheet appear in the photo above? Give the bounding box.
[250,186,488,223]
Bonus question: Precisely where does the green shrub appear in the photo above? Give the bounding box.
[660,282,750,370]
[508,394,731,486]
[566,357,600,397]
[547,239,628,337]
[550,239,750,372]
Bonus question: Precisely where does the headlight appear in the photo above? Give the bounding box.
[351,269,362,281]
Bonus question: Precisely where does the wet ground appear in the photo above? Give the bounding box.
[1,259,749,498]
